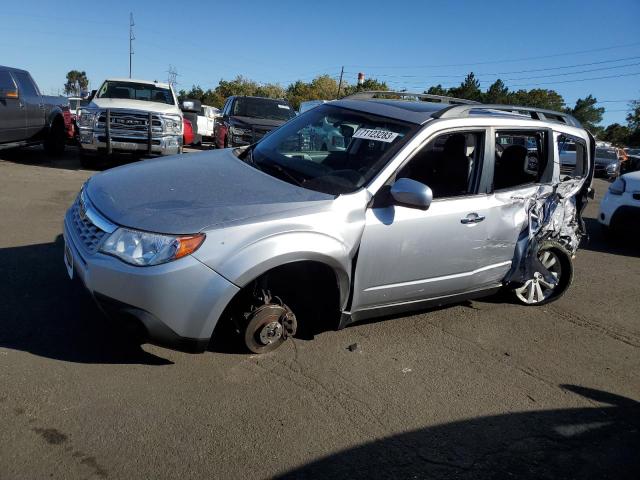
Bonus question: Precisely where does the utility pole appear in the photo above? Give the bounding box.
[336,66,344,99]
[129,13,135,78]
[167,65,178,88]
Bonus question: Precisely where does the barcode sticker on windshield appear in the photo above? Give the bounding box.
[277,104,291,109]
[352,128,399,143]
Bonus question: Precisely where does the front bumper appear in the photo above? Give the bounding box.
[79,128,182,156]
[63,210,239,352]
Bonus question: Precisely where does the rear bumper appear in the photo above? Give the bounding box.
[63,213,240,352]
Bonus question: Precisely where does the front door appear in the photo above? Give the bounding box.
[12,71,45,139]
[0,70,25,143]
[352,130,504,313]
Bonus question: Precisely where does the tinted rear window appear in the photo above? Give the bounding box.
[232,97,295,121]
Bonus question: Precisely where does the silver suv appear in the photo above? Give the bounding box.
[63,92,594,354]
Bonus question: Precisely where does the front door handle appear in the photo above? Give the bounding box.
[461,212,486,224]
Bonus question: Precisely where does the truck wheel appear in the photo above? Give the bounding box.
[512,240,573,306]
[44,117,66,156]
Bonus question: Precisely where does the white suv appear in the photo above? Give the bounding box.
[77,78,183,165]
[599,171,640,234]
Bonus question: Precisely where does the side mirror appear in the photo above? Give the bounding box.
[391,178,433,210]
[0,87,19,99]
[88,89,97,101]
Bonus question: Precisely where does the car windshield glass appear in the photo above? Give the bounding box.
[247,104,415,195]
[596,149,617,160]
[233,97,295,121]
[97,81,175,105]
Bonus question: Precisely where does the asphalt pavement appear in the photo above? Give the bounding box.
[0,147,638,479]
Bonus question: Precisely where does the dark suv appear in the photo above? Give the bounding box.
[214,96,295,148]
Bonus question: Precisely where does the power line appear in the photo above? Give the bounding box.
[344,41,640,69]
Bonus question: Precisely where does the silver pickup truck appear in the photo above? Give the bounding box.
[0,65,70,155]
[76,78,183,166]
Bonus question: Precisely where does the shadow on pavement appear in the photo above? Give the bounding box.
[0,235,172,365]
[277,385,639,479]
[580,217,640,258]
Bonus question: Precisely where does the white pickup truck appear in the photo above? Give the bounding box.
[77,78,183,165]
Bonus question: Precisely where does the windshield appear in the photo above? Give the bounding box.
[233,97,295,121]
[596,149,617,160]
[246,104,415,195]
[97,81,175,105]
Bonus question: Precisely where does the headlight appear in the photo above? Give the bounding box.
[608,177,626,195]
[162,115,182,135]
[606,161,619,174]
[100,228,205,266]
[230,126,251,136]
[77,109,97,128]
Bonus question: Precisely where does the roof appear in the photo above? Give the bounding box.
[332,99,446,124]
[330,98,582,128]
[103,78,171,89]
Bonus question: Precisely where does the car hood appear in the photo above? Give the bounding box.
[231,116,288,129]
[89,97,181,115]
[85,150,333,234]
[622,170,640,190]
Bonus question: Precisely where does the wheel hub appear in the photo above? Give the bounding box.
[259,321,284,345]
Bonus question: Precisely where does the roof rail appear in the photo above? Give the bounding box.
[432,103,582,127]
[342,90,480,105]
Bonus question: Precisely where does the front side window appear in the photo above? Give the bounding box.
[232,97,295,121]
[396,131,484,199]
[493,131,546,190]
[246,104,415,195]
[97,81,175,105]
[0,70,16,90]
[13,72,39,97]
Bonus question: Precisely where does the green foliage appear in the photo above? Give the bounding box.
[448,73,482,102]
[483,79,509,104]
[600,123,631,146]
[627,100,640,131]
[565,95,604,131]
[64,70,89,96]
[342,78,389,97]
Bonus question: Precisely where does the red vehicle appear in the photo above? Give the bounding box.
[183,118,194,146]
[62,106,75,141]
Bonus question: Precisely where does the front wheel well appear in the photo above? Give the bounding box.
[215,261,343,345]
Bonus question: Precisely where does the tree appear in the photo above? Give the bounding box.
[627,99,640,131]
[448,72,482,102]
[425,84,448,96]
[566,95,604,131]
[483,79,510,104]
[511,89,565,111]
[285,75,341,109]
[64,70,89,96]
[342,78,389,97]
[601,123,631,146]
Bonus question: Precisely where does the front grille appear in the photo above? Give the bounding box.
[70,196,106,254]
[97,136,161,145]
[97,111,162,134]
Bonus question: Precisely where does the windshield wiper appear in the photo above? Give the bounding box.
[258,160,305,187]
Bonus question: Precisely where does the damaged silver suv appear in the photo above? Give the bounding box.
[63,92,594,354]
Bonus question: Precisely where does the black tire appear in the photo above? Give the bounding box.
[44,116,66,156]
[511,240,573,306]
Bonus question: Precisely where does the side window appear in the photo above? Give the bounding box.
[397,131,484,199]
[493,131,546,190]
[12,72,39,97]
[0,70,16,90]
[222,99,231,115]
[557,134,587,179]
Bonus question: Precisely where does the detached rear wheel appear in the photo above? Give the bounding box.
[512,241,573,306]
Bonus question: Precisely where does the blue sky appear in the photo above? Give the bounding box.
[2,0,639,125]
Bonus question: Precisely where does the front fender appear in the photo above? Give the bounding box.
[46,106,64,130]
[196,230,353,308]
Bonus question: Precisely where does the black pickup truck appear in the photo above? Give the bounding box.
[0,65,70,155]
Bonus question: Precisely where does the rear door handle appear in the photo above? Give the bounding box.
[461,212,485,224]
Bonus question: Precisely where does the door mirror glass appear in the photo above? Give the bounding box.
[391,178,433,210]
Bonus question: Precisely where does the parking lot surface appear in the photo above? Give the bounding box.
[1,147,639,479]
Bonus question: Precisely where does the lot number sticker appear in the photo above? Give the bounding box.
[352,128,399,143]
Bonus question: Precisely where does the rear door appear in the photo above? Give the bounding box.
[0,69,25,143]
[11,71,45,139]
